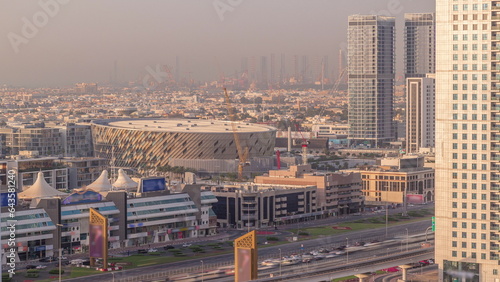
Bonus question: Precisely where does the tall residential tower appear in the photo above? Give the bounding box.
[435,1,500,281]
[404,13,436,153]
[347,15,395,148]
[404,13,436,78]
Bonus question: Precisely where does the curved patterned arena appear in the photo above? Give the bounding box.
[91,119,277,172]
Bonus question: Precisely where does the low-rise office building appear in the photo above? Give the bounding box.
[0,158,68,191]
[254,165,363,217]
[0,171,218,263]
[0,122,92,158]
[61,157,108,189]
[208,183,317,229]
[344,155,434,205]
[0,208,57,261]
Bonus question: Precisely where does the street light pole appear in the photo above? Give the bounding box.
[111,272,115,282]
[346,237,349,263]
[278,248,282,277]
[56,224,63,282]
[200,260,204,282]
[385,202,388,238]
[405,228,409,252]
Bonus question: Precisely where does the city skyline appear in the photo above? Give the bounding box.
[1,0,434,87]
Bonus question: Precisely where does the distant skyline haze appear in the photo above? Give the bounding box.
[1,0,434,87]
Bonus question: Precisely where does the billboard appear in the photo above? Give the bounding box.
[0,192,16,207]
[234,230,257,282]
[141,177,166,193]
[236,249,252,281]
[62,190,102,205]
[89,208,108,268]
[406,194,424,204]
[89,224,105,258]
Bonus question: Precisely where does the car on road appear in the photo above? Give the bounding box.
[137,249,148,254]
[148,248,158,253]
[26,265,37,270]
[163,245,174,250]
[302,258,312,263]
[39,257,53,262]
[36,265,47,269]
[419,260,431,266]
[382,267,400,272]
[55,256,68,260]
[70,259,85,265]
[182,243,192,248]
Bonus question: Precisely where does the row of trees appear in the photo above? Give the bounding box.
[156,165,196,174]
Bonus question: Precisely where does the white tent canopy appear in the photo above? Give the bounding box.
[18,172,68,199]
[86,170,113,192]
[112,169,138,190]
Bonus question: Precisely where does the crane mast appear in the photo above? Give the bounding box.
[223,88,249,180]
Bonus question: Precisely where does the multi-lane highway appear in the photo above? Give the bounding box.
[66,218,432,282]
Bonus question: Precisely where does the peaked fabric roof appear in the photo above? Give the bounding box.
[112,169,138,190]
[86,170,113,192]
[18,172,69,199]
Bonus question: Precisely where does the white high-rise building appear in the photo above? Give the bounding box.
[435,1,500,281]
[347,15,395,148]
[405,13,436,154]
[406,75,435,153]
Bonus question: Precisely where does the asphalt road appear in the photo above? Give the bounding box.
[66,218,432,282]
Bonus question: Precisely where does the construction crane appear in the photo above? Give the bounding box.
[295,124,310,165]
[328,67,347,96]
[223,88,249,180]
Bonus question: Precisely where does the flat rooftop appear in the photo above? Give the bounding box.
[103,119,276,133]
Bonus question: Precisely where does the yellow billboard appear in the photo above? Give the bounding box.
[89,208,108,268]
[234,230,257,282]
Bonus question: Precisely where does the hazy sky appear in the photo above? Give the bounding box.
[1,0,434,88]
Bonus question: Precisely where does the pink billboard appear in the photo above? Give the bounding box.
[406,194,424,204]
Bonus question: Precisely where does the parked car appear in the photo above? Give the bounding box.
[26,265,37,270]
[148,248,158,253]
[182,243,192,248]
[137,249,148,254]
[36,265,47,269]
[163,245,174,250]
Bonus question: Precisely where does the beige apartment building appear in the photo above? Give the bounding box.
[344,156,434,206]
[254,164,363,216]
[435,1,500,281]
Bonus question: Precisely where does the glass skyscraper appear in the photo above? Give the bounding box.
[347,15,395,148]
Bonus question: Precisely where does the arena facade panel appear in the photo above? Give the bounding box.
[91,119,277,170]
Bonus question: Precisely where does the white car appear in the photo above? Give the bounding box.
[70,259,84,265]
[148,248,158,253]
[36,265,47,269]
[182,243,192,248]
